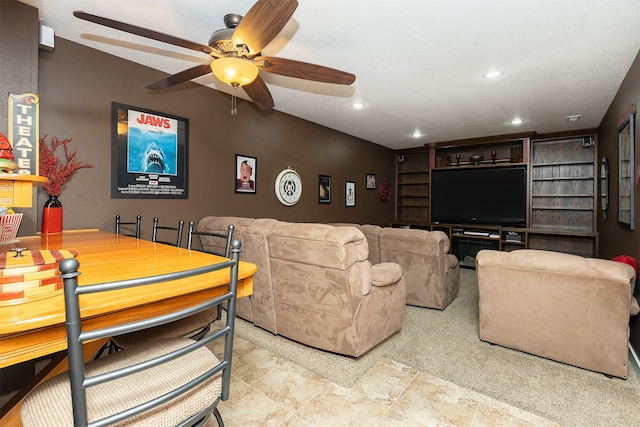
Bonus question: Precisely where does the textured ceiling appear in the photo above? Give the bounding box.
[17,0,640,150]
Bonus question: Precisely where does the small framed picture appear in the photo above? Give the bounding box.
[235,154,256,193]
[366,173,376,190]
[319,175,331,203]
[345,181,356,207]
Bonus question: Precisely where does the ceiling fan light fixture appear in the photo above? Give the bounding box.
[210,56,259,86]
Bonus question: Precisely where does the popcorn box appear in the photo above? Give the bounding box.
[0,213,22,243]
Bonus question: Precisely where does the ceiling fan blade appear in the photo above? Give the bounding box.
[257,57,356,85]
[146,63,212,90]
[73,11,213,54]
[232,0,298,54]
[242,76,275,110]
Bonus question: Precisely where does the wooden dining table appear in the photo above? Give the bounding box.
[0,229,257,426]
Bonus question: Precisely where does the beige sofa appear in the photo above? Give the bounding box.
[330,224,460,309]
[379,227,459,309]
[196,216,406,357]
[476,249,639,379]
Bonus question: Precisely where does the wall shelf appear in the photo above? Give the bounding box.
[0,174,48,207]
[532,176,593,181]
[433,139,527,170]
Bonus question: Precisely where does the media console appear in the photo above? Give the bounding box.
[392,222,599,265]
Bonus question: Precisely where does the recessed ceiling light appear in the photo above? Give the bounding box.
[351,102,365,109]
[412,130,424,138]
[484,70,503,78]
[566,114,581,122]
[510,118,525,125]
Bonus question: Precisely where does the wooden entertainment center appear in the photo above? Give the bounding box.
[394,132,598,259]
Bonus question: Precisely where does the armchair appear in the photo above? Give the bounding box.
[476,249,639,378]
[379,227,459,309]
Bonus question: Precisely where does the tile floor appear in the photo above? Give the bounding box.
[0,335,562,426]
[208,336,561,427]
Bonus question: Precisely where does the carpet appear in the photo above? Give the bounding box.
[233,269,640,427]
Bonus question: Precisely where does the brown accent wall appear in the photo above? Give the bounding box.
[0,0,39,234]
[3,2,395,239]
[597,49,640,355]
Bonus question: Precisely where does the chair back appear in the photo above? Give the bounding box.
[152,217,185,247]
[59,240,242,426]
[188,221,235,256]
[115,215,141,239]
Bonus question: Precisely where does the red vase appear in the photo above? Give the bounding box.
[42,195,63,234]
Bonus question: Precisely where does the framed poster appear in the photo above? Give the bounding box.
[235,154,257,193]
[319,175,331,203]
[345,181,356,207]
[366,173,376,189]
[111,102,188,199]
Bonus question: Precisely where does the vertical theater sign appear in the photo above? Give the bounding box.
[8,93,40,175]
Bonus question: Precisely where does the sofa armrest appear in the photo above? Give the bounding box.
[371,262,403,287]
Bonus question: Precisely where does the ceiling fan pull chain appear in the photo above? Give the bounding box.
[231,93,238,116]
[230,81,239,116]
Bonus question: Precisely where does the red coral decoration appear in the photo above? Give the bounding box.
[39,135,93,196]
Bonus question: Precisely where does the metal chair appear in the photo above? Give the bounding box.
[188,221,235,321]
[115,215,141,238]
[20,241,242,427]
[187,221,235,256]
[152,217,184,247]
[109,222,229,350]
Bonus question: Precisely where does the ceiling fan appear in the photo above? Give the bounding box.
[73,0,356,113]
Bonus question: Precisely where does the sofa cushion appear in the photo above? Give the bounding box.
[327,223,382,265]
[380,228,449,256]
[268,222,367,269]
[196,216,255,254]
[358,224,382,265]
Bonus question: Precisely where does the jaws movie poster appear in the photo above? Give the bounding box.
[111,103,188,199]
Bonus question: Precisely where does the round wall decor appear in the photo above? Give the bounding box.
[274,165,302,206]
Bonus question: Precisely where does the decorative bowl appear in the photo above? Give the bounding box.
[469,155,484,165]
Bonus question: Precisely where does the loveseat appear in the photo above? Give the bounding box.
[330,223,460,309]
[476,249,639,379]
[196,216,406,357]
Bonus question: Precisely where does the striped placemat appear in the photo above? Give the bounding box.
[0,249,78,306]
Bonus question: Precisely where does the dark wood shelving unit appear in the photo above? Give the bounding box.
[395,149,430,223]
[530,136,596,236]
[432,139,527,170]
[393,133,599,258]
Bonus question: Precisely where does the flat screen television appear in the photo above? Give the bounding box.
[430,166,527,226]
